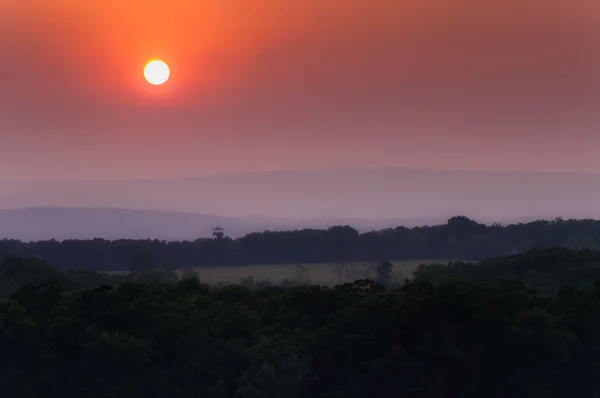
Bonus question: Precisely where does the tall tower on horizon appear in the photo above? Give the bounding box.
[212,217,225,239]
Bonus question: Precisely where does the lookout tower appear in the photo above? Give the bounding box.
[212,226,225,239]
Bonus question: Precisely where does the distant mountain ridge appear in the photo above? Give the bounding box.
[1,167,599,222]
[0,207,243,241]
[0,206,452,241]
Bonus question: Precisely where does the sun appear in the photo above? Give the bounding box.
[144,60,170,85]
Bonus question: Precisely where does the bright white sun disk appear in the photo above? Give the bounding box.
[144,60,170,85]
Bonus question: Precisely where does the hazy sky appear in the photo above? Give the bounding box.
[1,0,599,180]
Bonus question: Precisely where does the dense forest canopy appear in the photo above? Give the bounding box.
[2,216,600,271]
[2,248,600,396]
[3,267,600,397]
[415,247,600,294]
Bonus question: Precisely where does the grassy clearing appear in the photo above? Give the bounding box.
[176,259,448,285]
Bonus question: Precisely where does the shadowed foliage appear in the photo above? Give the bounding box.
[2,248,600,396]
[2,217,600,272]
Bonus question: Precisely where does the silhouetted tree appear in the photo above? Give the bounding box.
[376,260,394,287]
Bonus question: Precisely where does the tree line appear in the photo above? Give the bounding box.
[4,247,600,296]
[3,216,600,271]
[415,247,600,294]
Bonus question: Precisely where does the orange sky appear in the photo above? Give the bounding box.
[1,0,599,180]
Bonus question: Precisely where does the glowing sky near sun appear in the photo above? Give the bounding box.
[0,0,599,180]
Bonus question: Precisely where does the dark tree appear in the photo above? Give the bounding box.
[376,260,394,287]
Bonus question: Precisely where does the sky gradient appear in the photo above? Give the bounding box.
[1,0,599,180]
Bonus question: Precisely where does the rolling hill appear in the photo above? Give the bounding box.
[0,167,599,236]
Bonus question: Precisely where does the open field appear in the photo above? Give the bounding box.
[175,259,448,285]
